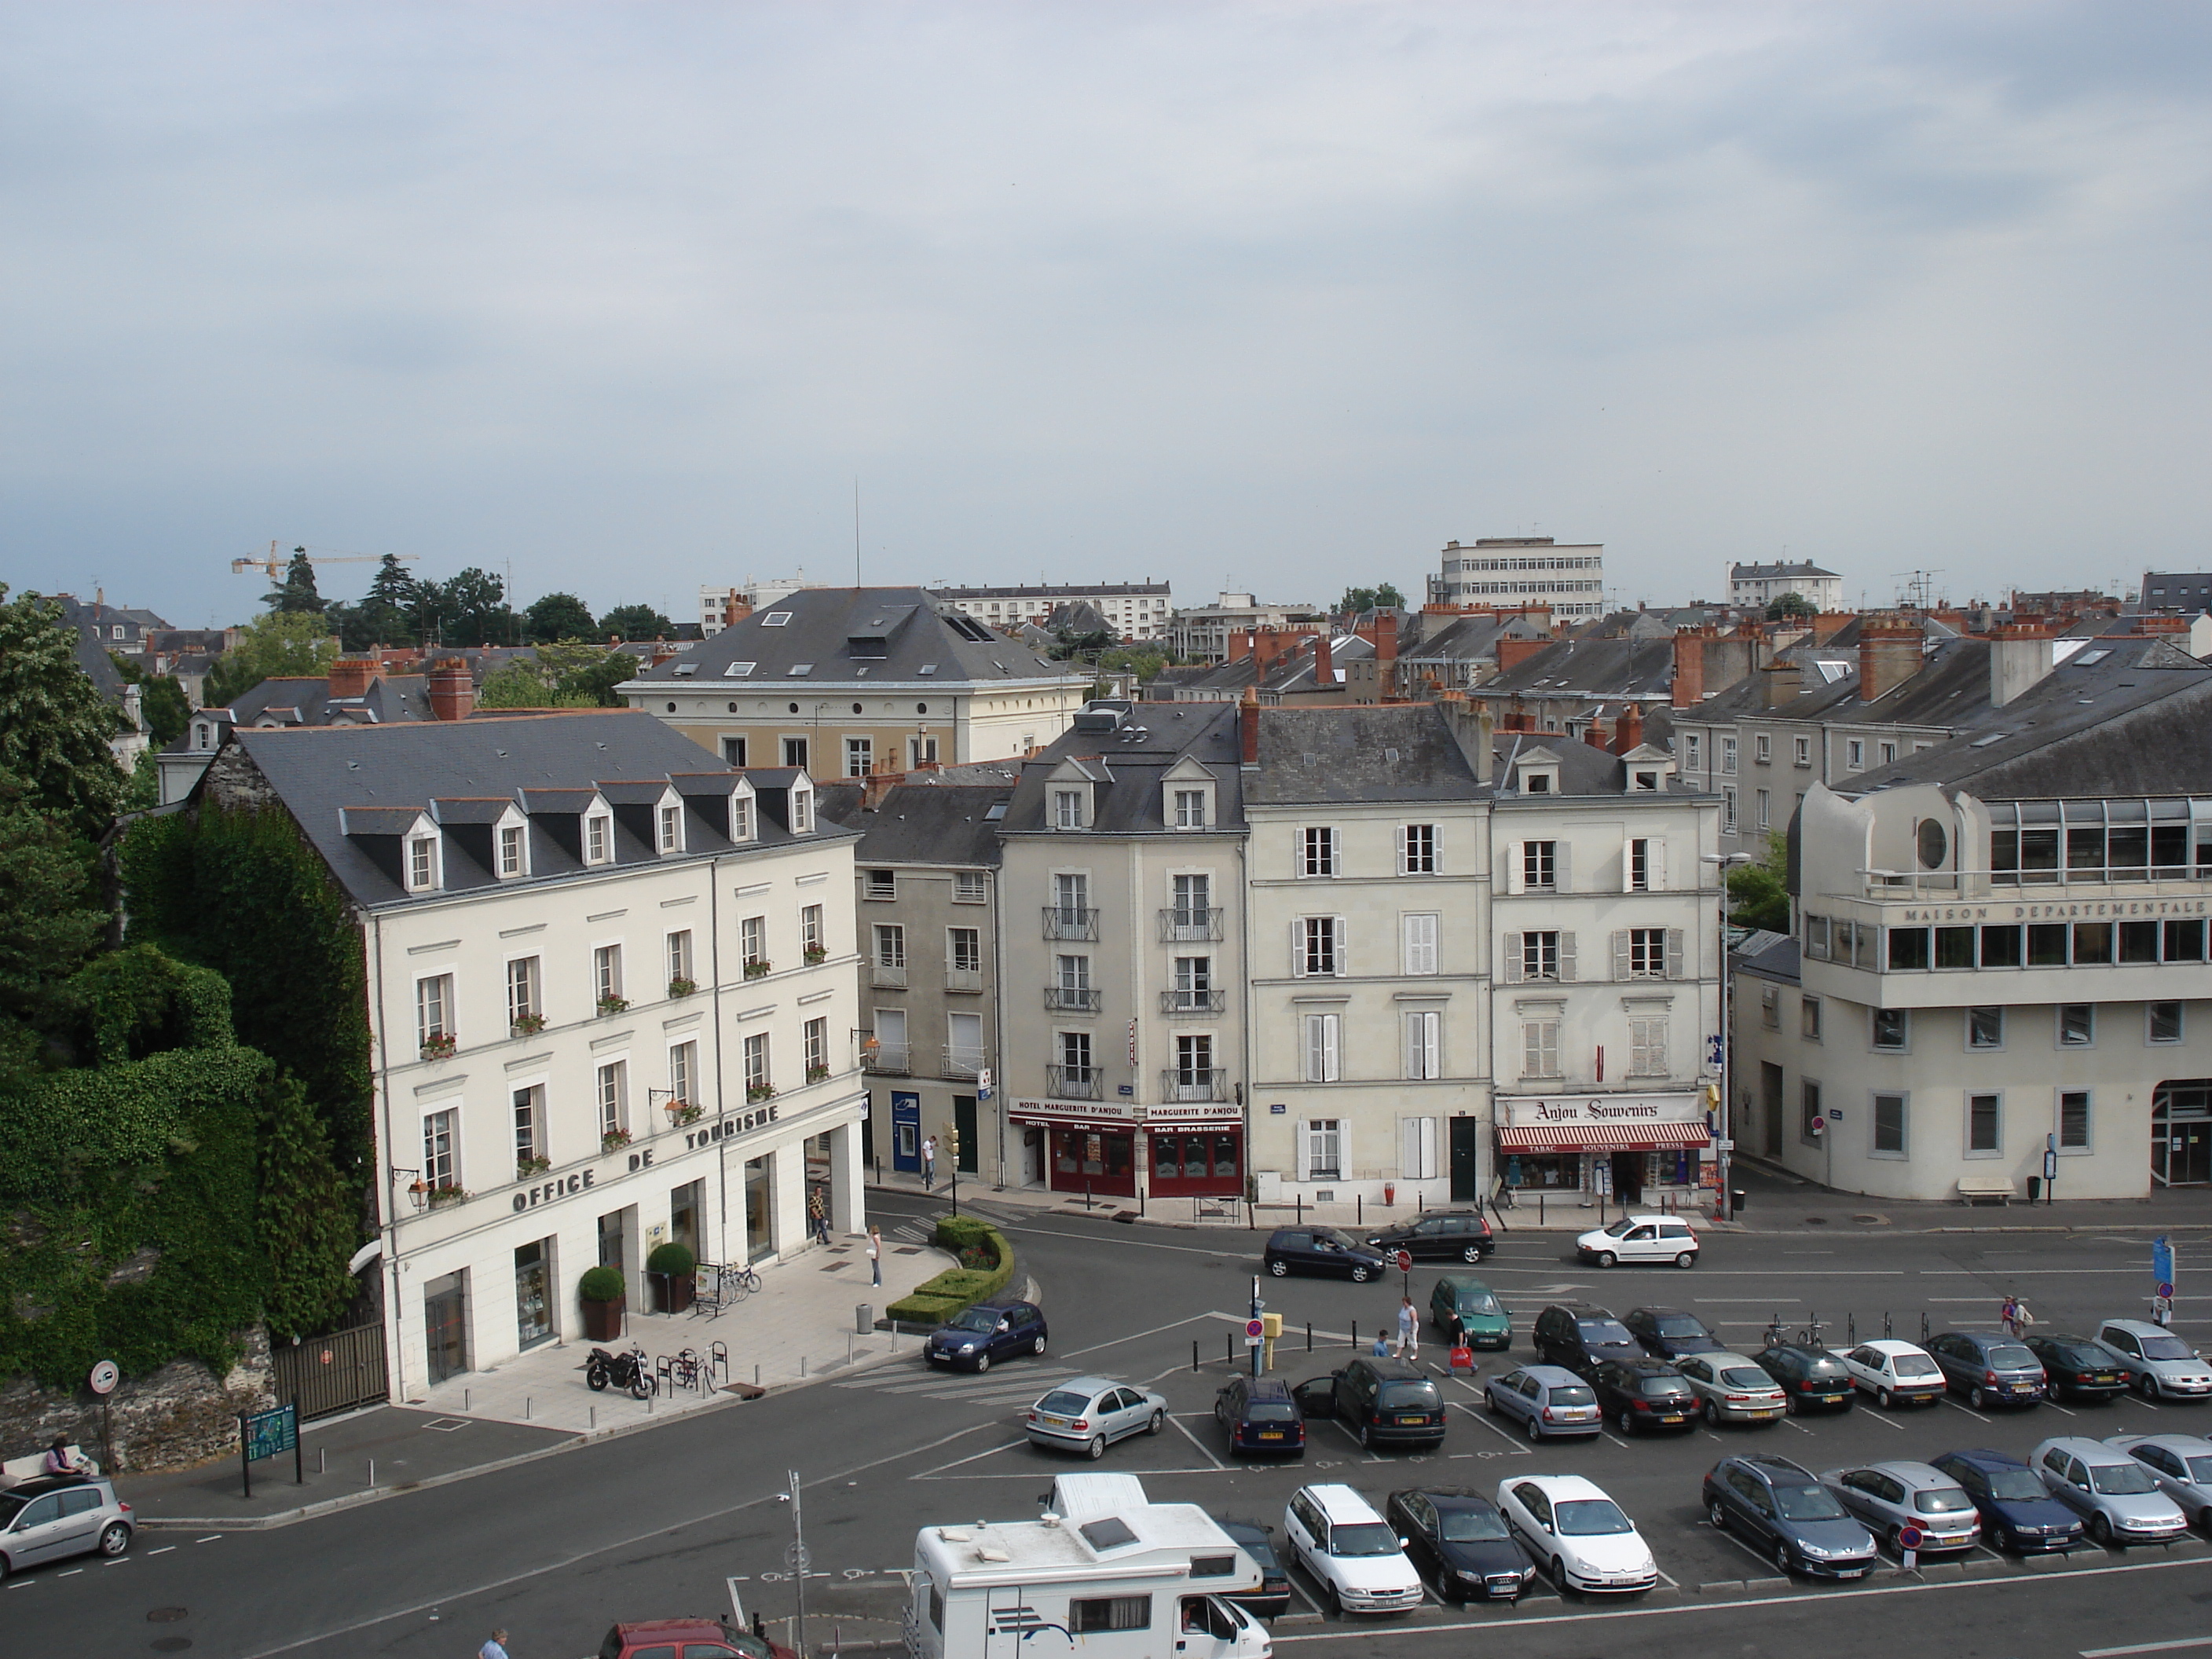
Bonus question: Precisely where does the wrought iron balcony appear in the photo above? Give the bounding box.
[1046,1064,1101,1101]
[1044,986,1102,1013]
[1159,1068,1228,1104]
[1042,906,1099,941]
[1157,906,1225,943]
[1159,988,1225,1016]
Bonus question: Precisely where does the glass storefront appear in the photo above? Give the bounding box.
[668,1180,703,1257]
[1046,1126,1137,1198]
[424,1270,468,1384]
[514,1239,554,1350]
[1148,1130,1243,1197]
[2155,1082,2212,1186]
[744,1155,773,1261]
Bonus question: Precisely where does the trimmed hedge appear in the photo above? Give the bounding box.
[884,1216,1016,1324]
[578,1265,624,1302]
[646,1241,695,1278]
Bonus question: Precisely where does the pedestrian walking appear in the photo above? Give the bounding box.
[868,1223,883,1287]
[478,1631,511,1659]
[2000,1294,2021,1337]
[921,1135,937,1190]
[808,1186,830,1245]
[1395,1295,1418,1361]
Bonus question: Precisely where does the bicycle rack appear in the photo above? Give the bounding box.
[709,1340,730,1383]
[656,1354,676,1392]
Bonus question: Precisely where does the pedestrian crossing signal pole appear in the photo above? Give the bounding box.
[947,1128,961,1219]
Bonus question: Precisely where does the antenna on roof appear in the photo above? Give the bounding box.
[855,478,862,588]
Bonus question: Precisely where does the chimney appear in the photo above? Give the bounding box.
[328,656,375,698]
[1474,701,1494,786]
[1856,618,1924,705]
[2137,615,2188,637]
[428,657,475,722]
[1229,629,1254,664]
[1988,624,2054,708]
[1612,703,1643,755]
[861,767,900,811]
[1377,617,1397,666]
[1239,687,1261,767]
[1671,628,1708,708]
[1760,660,1802,709]
[1583,720,1609,749]
[1496,635,1551,676]
[1312,634,1332,688]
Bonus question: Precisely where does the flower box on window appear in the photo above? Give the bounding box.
[600,1127,632,1154]
[510,1013,547,1037]
[745,1083,777,1104]
[597,994,630,1016]
[743,960,772,980]
[427,1184,468,1207]
[664,1100,703,1126]
[804,1063,831,1085]
[667,976,698,999]
[802,944,829,965]
[419,1034,457,1061]
[515,1155,551,1177]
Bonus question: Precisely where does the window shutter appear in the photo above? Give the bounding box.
[1401,1016,1418,1081]
[1501,933,1523,983]
[1666,928,1686,979]
[1326,827,1340,874]
[1555,842,1571,893]
[1404,914,1437,976]
[1295,1115,1313,1181]
[1331,916,1348,976]
[1291,920,1306,977]
[1613,929,1632,980]
[1507,844,1525,895]
[1412,1013,1440,1081]
[1559,931,1577,981]
[1623,840,1637,892]
[1400,1114,1437,1177]
[1651,839,1667,890]
[1323,1014,1340,1081]
[1419,1114,1438,1177]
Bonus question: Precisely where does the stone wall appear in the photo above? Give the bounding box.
[1,1328,273,1474]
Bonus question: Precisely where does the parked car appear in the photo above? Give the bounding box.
[1702,1455,1879,1580]
[1928,1448,2084,1554]
[1531,1302,1645,1379]
[2095,1320,2212,1401]
[1590,1358,1699,1435]
[1213,1518,1291,1620]
[1495,1474,1657,1595]
[1384,1487,1534,1603]
[2031,1436,2191,1546]
[0,1475,133,1580]
[2022,1333,2130,1404]
[1262,1226,1388,1283]
[1925,1331,2046,1410]
[2103,1434,2212,1533]
[1214,1375,1306,1457]
[1293,1357,1448,1451]
[1282,1483,1423,1615]
[1752,1344,1855,1414]
[923,1300,1047,1372]
[1483,1364,1602,1441]
[1818,1461,1981,1555]
[1367,1210,1495,1264]
[1674,1351,1787,1426]
[1839,1339,1946,1408]
[1573,1214,1700,1269]
[599,1621,792,1659]
[1429,1276,1512,1350]
[1622,1306,1723,1360]
[1024,1375,1168,1459]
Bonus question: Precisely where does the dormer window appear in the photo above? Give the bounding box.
[1173,789,1207,829]
[731,793,754,842]
[1053,788,1087,830]
[790,786,812,833]
[407,835,440,892]
[585,814,612,864]
[657,802,683,853]
[193,721,214,749]
[1632,770,1660,791]
[498,824,527,878]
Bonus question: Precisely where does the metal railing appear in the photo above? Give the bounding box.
[1042,906,1099,941]
[941,1048,987,1081]
[1157,906,1225,943]
[944,967,984,994]
[1046,1064,1101,1100]
[1159,988,1225,1015]
[862,1042,910,1075]
[1159,1068,1228,1103]
[1044,986,1102,1013]
[870,964,909,989]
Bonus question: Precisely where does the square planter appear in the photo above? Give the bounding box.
[580,1295,624,1342]
[649,1272,694,1316]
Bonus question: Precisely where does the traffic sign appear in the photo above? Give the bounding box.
[2159,1281,2176,1300]
[785,1543,811,1571]
[1711,1138,1735,1152]
[1897,1523,1925,1550]
[1393,1251,1413,1273]
[1246,1319,1265,1339]
[87,1360,119,1397]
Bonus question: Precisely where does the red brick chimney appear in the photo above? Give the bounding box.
[1239,687,1261,767]
[1671,626,1711,708]
[1496,636,1551,676]
[1312,634,1332,688]
[1856,619,1924,705]
[1611,703,1644,755]
[1582,720,1609,749]
[1229,629,1254,664]
[428,658,475,722]
[861,767,901,811]
[328,657,375,698]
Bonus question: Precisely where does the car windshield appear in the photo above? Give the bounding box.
[1984,1343,2038,1368]
[1547,1386,1595,1407]
[947,1308,1000,1333]
[1640,1379,1690,1398]
[2089,1463,2159,1496]
[1437,1507,1510,1543]
[1313,1229,1356,1249]
[1580,1320,1635,1346]
[1244,1402,1298,1423]
[1985,1470,2045,1502]
[1037,1390,1090,1414]
[1379,1382,1441,1410]
[1602,1218,1635,1237]
[1803,1357,1848,1379]
[1456,1290,1503,1315]
[1329,1522,1401,1557]
[1654,1316,1706,1336]
[1893,1355,1941,1378]
[1774,1484,1847,1522]
[1555,1499,1632,1536]
[2141,1335,2196,1361]
[1720,1367,1774,1389]
[1915,1488,1976,1514]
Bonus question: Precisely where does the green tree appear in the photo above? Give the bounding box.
[203,611,339,708]
[0,770,108,1086]
[265,548,326,617]
[1338,582,1405,614]
[256,1071,360,1339]
[0,587,126,838]
[350,555,420,647]
[140,676,189,746]
[524,591,595,643]
[1726,832,1792,932]
[543,639,635,705]
[438,567,512,646]
[1766,591,1817,621]
[600,602,674,641]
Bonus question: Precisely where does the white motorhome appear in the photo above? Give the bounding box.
[905,1502,1273,1659]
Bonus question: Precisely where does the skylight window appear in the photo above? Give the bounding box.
[787,663,814,676]
[2075,648,2111,665]
[762,612,793,626]
[917,664,938,676]
[724,661,756,678]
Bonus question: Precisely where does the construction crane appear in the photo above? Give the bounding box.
[230,542,419,580]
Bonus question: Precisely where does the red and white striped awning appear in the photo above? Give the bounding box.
[1496,1122,1712,1154]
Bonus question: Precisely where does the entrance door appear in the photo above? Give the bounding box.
[954,1095,980,1174]
[1761,1063,1785,1157]
[744,1155,773,1260]
[514,1240,554,1350]
[1021,1126,1045,1187]
[1448,1117,1483,1202]
[424,1274,468,1384]
[983,1584,1036,1658]
[891,1091,921,1173]
[2154,1082,2212,1185]
[1611,1151,1644,1203]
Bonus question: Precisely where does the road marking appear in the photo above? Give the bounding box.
[1062,1313,1229,1357]
[196,1536,222,1544]
[1168,1414,1226,1470]
[1452,1401,1533,1453]
[146,1547,174,1556]
[2048,1401,2078,1417]
[1599,1429,1629,1448]
[1857,1408,1906,1430]
[1328,1419,1383,1463]
[2082,1640,2212,1657]
[1782,1417,1815,1434]
[917,1437,1034,1474]
[1941,1398,1994,1424]
[57,1569,82,1577]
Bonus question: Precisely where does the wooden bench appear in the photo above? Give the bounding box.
[1956,1174,2016,1206]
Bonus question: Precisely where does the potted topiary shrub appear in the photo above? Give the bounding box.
[646,1241,697,1314]
[578,1265,625,1341]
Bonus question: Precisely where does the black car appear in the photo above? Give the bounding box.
[1384,1487,1533,1602]
[1214,1518,1291,1619]
[1293,1357,1448,1451]
[1925,1331,2046,1410]
[1703,1454,1880,1580]
[2022,1333,2131,1403]
[1530,1302,1644,1380]
[1590,1358,1699,1434]
[1215,1375,1306,1458]
[1366,1210,1495,1265]
[1622,1307,1723,1360]
[1262,1226,1388,1283]
[921,1301,1048,1372]
[1753,1344,1855,1414]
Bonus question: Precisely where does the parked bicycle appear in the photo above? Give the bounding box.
[585,1343,656,1398]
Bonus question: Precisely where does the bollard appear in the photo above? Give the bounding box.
[802,1355,809,1377]
[525,1396,533,1421]
[318,1448,327,1475]
[1539,1193,1546,1226]
[464,1386,471,1411]
[1296,1194,1305,1225]
[1086,1181,1093,1210]
[848,1334,855,1365]
[1350,1320,1357,1350]
[367,1458,375,1487]
[1357,1195,1362,1227]
[590,1405,597,1430]
[1139,1188,1145,1218]
[1226,1332,1234,1364]
[1306,1321,1313,1352]
[1193,1339,1199,1373]
[756,1363,763,1387]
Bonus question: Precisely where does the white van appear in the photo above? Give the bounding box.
[906,1502,1272,1659]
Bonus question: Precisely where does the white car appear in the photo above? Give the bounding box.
[1495,1474,1658,1595]
[1838,1340,1946,1409]
[1283,1484,1423,1615]
[1573,1215,1700,1269]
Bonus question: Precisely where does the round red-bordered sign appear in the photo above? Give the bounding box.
[1897,1524,1925,1550]
[1393,1250,1413,1273]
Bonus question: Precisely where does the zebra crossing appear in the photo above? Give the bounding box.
[834,1359,1080,1408]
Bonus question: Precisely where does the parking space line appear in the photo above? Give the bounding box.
[1061,1312,1231,1357]
[1328,1419,1385,1463]
[1940,1398,1993,1424]
[1599,1429,1630,1449]
[1453,1400,1534,1453]
[915,1437,1029,1475]
[1167,1414,1226,1470]
[2082,1640,2212,1657]
[2048,1401,2078,1415]
[1858,1408,1906,1430]
[1782,1417,1816,1434]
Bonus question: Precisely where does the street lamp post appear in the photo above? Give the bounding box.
[1701,853,1752,1221]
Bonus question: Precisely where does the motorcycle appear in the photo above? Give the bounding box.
[585,1343,655,1398]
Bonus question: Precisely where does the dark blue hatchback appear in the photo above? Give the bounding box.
[1929,1449,2083,1553]
[922,1300,1047,1372]
[1215,1375,1306,1456]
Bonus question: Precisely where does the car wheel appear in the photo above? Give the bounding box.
[1775,1540,1794,1576]
[1969,1386,1988,1411]
[2146,1375,2165,1401]
[1594,1251,1617,1269]
[1350,1265,1372,1283]
[1675,1251,1698,1269]
[1148,1409,1164,1436]
[1087,1435,1107,1461]
[976,1352,991,1374]
[1324,1577,1342,1615]
[1485,1391,1502,1415]
[1032,1334,1046,1356]
[1877,1388,1893,1409]
[1704,1399,1721,1426]
[1551,1555,1569,1595]
[98,1522,130,1558]
[2089,1513,2113,1547]
[1462,1244,1483,1264]
[1525,1412,1544,1443]
[1785,1393,1800,1416]
[1708,1499,1728,1533]
[1617,1408,1636,1435]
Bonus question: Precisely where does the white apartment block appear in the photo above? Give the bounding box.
[1429,537,1605,620]
[1729,561,1844,613]
[1167,594,1324,665]
[929,582,1174,642]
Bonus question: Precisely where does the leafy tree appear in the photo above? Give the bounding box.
[1726,832,1792,932]
[264,548,326,617]
[1766,591,1818,621]
[0,587,126,838]
[120,750,161,813]
[0,770,108,1086]
[600,602,674,641]
[202,611,339,709]
[139,676,189,747]
[1338,582,1405,614]
[350,555,420,647]
[438,566,513,646]
[541,639,636,705]
[257,1070,360,1339]
[524,591,596,643]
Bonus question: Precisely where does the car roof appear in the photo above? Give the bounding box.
[2106,1433,2212,1454]
[1435,1273,1492,1288]
[1935,1447,2029,1472]
[1050,1375,1129,1396]
[1214,1517,1271,1540]
[1697,1351,1767,1368]
[1628,1306,1699,1320]
[2036,1436,2135,1463]
[1735,1455,1816,1481]
[2103,1318,2166,1336]
[1862,1339,1932,1355]
[1234,1377,1295,1401]
[1404,1487,1498,1508]
[2,1474,100,1496]
[1355,1357,1430,1379]
[614,1620,730,1639]
[1860,1460,1957,1489]
[1302,1483,1385,1522]
[1519,1364,1588,1386]
[1508,1473,1608,1500]
[1606,1356,1686,1374]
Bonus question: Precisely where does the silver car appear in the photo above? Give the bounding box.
[1674,1351,1787,1426]
[0,1475,134,1578]
[2096,1320,2212,1401]
[1024,1375,1167,1459]
[1482,1364,1602,1441]
[1819,1461,1980,1555]
[2104,1434,2212,1533]
[2031,1436,2190,1547]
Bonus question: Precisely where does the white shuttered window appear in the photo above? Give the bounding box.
[1302,1013,1341,1082]
[1402,914,1439,976]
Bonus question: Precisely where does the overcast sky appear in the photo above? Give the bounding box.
[5,2,2207,628]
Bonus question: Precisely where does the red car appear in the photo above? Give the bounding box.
[599,1618,796,1659]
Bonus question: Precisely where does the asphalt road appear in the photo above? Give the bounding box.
[9,1196,2209,1659]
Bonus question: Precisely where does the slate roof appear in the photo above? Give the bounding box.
[1473,636,1675,700]
[222,710,851,910]
[1245,704,1478,804]
[623,585,1083,689]
[814,781,1015,868]
[999,704,1246,834]
[1732,561,1840,581]
[1399,612,1544,667]
[218,672,435,727]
